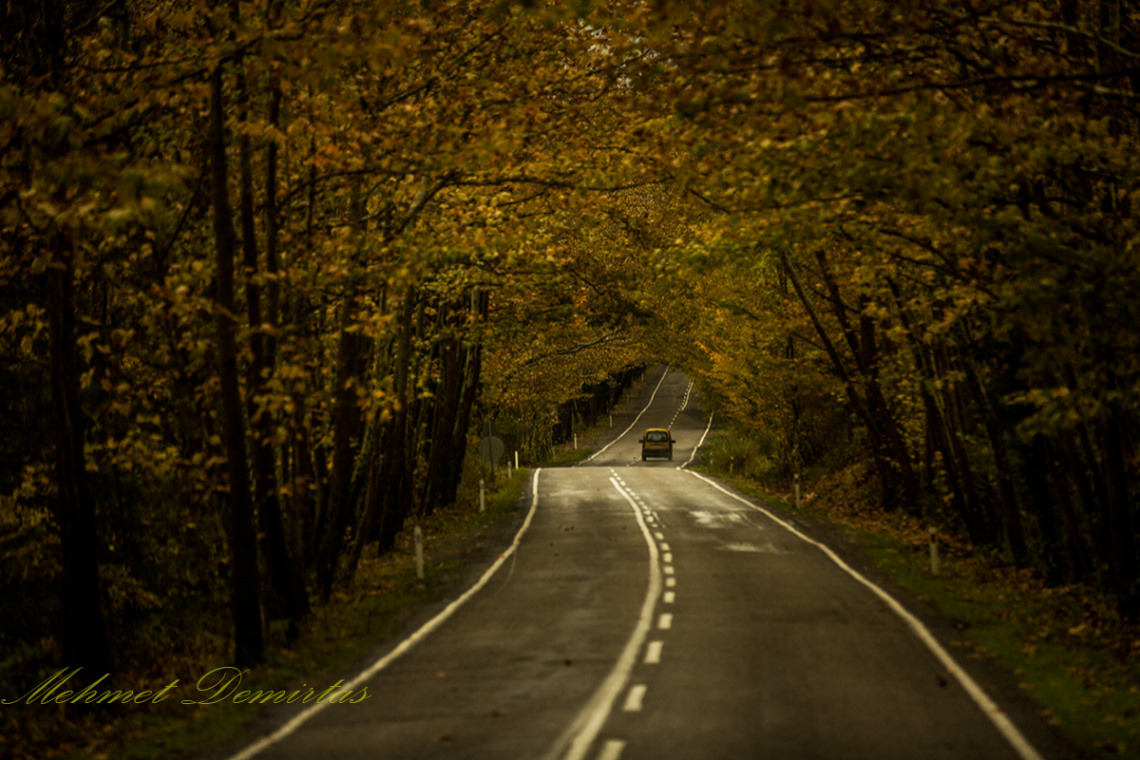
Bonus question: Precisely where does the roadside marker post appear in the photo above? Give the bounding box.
[414,526,424,580]
[794,474,801,509]
[479,479,486,513]
[930,527,940,575]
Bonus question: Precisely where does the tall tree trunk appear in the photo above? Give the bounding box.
[421,304,462,516]
[1021,435,1065,587]
[1102,408,1138,620]
[816,253,919,511]
[48,237,112,676]
[444,341,481,503]
[316,286,365,601]
[210,65,263,667]
[376,290,417,554]
[444,290,487,507]
[238,75,308,630]
[957,337,1029,564]
[779,249,901,511]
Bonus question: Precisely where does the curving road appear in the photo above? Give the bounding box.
[212,366,1076,760]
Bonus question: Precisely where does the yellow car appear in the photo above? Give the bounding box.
[640,428,675,461]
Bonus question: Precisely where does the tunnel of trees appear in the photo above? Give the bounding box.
[2,0,1140,753]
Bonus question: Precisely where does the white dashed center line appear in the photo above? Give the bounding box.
[582,473,683,760]
[597,740,626,760]
[623,685,647,712]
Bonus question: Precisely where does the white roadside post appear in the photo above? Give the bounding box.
[930,526,940,575]
[794,473,801,509]
[479,479,486,513]
[414,526,424,580]
[514,451,519,470]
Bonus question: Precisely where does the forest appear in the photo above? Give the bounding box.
[2,0,1139,755]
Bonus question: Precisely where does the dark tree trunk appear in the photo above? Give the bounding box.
[780,249,902,511]
[444,291,487,506]
[1102,409,1138,620]
[48,239,112,676]
[316,288,365,601]
[958,344,1029,564]
[421,305,462,516]
[376,291,417,554]
[1021,435,1065,587]
[237,76,308,630]
[210,65,263,667]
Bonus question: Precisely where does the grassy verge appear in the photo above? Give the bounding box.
[694,428,1140,759]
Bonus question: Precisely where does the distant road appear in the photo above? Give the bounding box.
[213,367,1075,760]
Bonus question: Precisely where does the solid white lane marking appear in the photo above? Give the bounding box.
[584,368,671,462]
[679,410,714,469]
[658,613,673,630]
[622,685,647,712]
[541,478,662,760]
[684,469,1047,760]
[224,470,546,760]
[597,740,626,760]
[663,591,675,604]
[645,641,663,664]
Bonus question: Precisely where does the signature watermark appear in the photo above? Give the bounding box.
[2,666,370,707]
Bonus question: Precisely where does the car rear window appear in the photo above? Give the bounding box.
[646,431,669,442]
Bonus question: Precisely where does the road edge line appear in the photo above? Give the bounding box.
[222,469,545,760]
[678,410,714,470]
[683,469,1046,760]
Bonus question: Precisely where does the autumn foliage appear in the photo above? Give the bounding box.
[3,0,1140,755]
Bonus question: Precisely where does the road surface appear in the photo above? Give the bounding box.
[210,367,1076,760]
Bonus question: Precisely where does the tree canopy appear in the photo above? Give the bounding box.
[3,0,1140,754]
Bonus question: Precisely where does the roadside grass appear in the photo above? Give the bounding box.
[548,446,595,466]
[693,427,1140,759]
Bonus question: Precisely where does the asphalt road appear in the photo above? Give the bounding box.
[216,367,1079,760]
